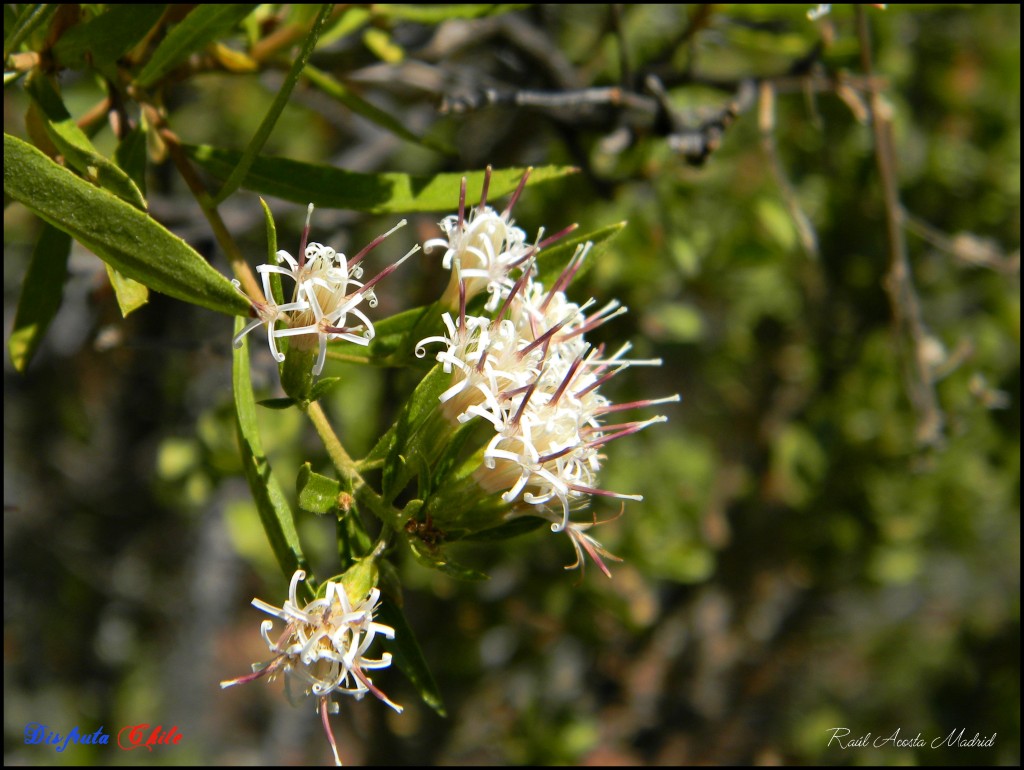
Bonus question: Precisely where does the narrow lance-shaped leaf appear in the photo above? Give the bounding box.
[7,223,70,373]
[135,4,258,88]
[212,4,332,204]
[186,144,577,213]
[233,316,309,579]
[25,72,147,210]
[372,4,528,23]
[4,134,250,317]
[303,65,455,155]
[376,595,447,717]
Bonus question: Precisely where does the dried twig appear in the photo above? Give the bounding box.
[856,6,943,447]
[757,81,819,259]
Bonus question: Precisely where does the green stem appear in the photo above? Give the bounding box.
[305,401,404,529]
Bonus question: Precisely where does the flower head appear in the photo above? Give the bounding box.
[419,203,679,575]
[427,167,538,311]
[234,205,418,376]
[221,569,400,765]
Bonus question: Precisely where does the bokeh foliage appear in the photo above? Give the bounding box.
[4,4,1019,765]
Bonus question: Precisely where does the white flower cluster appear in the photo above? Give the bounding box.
[234,205,417,376]
[221,569,401,713]
[221,569,400,765]
[419,174,678,574]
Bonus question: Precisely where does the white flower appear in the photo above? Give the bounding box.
[235,205,417,377]
[428,168,537,311]
[420,186,680,575]
[231,277,310,363]
[221,569,401,765]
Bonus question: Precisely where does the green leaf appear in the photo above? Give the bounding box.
[25,73,147,210]
[4,134,250,317]
[309,376,343,402]
[259,197,285,305]
[303,65,455,155]
[52,4,166,73]
[233,316,309,578]
[361,27,403,63]
[185,144,577,213]
[363,301,445,366]
[407,537,489,581]
[135,4,258,88]
[376,595,447,717]
[297,462,342,514]
[372,4,528,23]
[103,263,149,317]
[109,125,151,317]
[3,4,58,60]
[115,124,149,198]
[380,363,452,501]
[337,552,380,603]
[7,222,70,373]
[212,4,332,204]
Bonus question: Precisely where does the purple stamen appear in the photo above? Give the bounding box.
[543,242,592,312]
[348,220,407,271]
[496,259,534,321]
[502,167,532,217]
[550,354,586,404]
[511,377,540,426]
[594,395,681,415]
[517,316,570,358]
[478,165,492,212]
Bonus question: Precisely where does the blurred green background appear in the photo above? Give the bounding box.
[4,4,1019,765]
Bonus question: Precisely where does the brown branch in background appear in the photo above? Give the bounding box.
[856,5,944,447]
[757,81,819,260]
[650,75,756,167]
[140,102,264,304]
[75,95,112,134]
[903,210,1021,275]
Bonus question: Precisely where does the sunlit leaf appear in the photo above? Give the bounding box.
[372,4,528,23]
[360,302,445,366]
[297,462,342,514]
[186,144,577,213]
[103,263,149,317]
[4,134,250,317]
